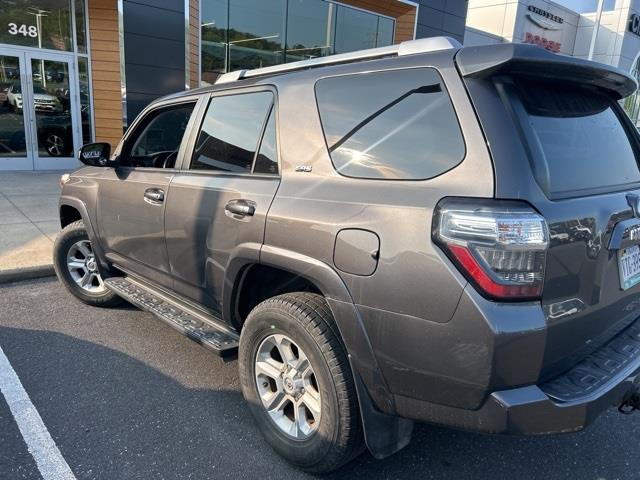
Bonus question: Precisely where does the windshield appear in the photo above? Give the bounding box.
[516,81,640,198]
[33,86,47,94]
[12,84,21,94]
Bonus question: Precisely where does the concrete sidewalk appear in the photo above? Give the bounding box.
[0,172,62,272]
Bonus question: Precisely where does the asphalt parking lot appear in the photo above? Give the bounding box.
[1,277,640,480]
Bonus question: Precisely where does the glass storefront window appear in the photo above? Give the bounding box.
[201,0,228,84]
[377,16,395,48]
[74,0,87,54]
[334,5,380,54]
[0,0,73,52]
[0,0,90,170]
[286,0,335,62]
[0,55,27,157]
[228,0,285,71]
[201,0,396,84]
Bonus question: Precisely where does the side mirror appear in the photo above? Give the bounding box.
[78,142,115,167]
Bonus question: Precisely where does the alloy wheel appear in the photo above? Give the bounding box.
[255,333,321,439]
[66,239,106,293]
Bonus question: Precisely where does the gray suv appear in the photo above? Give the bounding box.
[54,37,640,473]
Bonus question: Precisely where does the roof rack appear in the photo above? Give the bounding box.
[215,36,462,85]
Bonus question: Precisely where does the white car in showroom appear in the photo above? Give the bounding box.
[7,83,62,113]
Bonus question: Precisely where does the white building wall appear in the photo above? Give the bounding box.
[466,0,579,53]
[465,0,640,74]
[465,0,519,42]
[573,3,629,67]
[464,27,504,45]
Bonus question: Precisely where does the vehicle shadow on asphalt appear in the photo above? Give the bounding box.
[1,324,639,480]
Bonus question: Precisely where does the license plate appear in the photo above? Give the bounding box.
[619,245,640,290]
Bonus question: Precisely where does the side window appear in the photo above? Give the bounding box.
[315,68,465,180]
[125,103,196,168]
[191,91,275,173]
[254,107,278,175]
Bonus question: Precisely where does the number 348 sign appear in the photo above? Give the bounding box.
[7,23,38,38]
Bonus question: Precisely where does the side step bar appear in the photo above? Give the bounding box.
[104,277,239,357]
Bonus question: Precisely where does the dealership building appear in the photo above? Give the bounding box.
[465,0,640,124]
[0,0,468,171]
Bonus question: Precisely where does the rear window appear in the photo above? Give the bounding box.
[516,81,640,197]
[315,68,465,180]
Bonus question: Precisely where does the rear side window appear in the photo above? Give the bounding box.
[191,91,275,173]
[254,107,278,175]
[516,81,640,197]
[315,68,465,180]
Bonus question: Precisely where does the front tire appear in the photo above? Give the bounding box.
[239,293,363,474]
[53,220,122,307]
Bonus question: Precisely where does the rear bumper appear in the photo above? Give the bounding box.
[396,370,639,435]
[394,320,640,435]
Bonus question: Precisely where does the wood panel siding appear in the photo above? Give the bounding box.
[340,0,417,43]
[88,0,123,148]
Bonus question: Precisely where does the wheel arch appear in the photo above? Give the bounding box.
[58,196,110,272]
[60,204,82,228]
[224,244,413,458]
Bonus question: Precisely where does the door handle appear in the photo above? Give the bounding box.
[225,200,256,217]
[144,188,165,204]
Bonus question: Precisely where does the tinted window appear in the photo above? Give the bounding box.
[127,104,195,168]
[254,107,278,174]
[315,68,465,180]
[517,81,640,197]
[191,92,273,173]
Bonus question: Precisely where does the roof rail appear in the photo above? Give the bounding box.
[215,36,462,85]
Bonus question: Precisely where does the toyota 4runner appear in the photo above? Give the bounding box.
[54,37,640,473]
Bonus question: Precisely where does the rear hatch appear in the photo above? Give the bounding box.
[457,44,640,379]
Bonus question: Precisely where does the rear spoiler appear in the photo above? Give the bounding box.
[455,44,637,99]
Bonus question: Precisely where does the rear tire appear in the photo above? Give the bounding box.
[239,292,364,474]
[53,220,122,308]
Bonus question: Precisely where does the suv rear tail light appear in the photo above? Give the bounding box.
[433,199,549,301]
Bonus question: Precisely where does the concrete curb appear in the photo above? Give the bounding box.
[0,265,56,285]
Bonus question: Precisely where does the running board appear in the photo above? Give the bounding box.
[104,277,239,357]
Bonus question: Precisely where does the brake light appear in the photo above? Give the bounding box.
[433,199,549,301]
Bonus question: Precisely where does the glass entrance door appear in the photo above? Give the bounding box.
[28,52,81,169]
[0,51,29,169]
[0,48,81,170]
